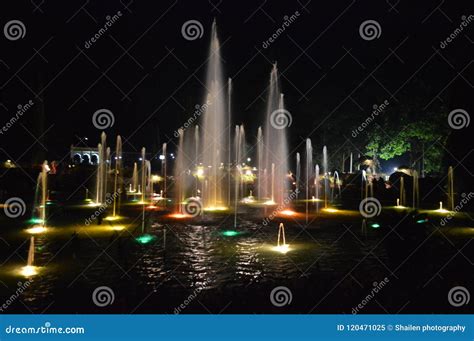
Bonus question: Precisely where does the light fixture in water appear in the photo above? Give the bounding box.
[20,265,39,277]
[104,216,122,221]
[280,210,296,216]
[370,223,380,229]
[222,230,239,237]
[26,226,48,234]
[135,234,156,244]
[272,223,290,254]
[323,208,338,213]
[28,218,44,225]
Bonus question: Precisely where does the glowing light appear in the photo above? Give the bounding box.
[323,208,339,213]
[87,202,101,207]
[20,265,39,277]
[416,219,428,224]
[111,225,125,231]
[311,196,322,202]
[436,201,449,213]
[280,210,296,216]
[169,213,190,219]
[263,200,276,206]
[135,234,156,244]
[146,205,158,210]
[151,175,162,183]
[26,226,48,234]
[104,216,121,221]
[29,218,44,225]
[222,230,239,237]
[203,206,228,211]
[241,196,255,203]
[272,244,290,254]
[370,223,380,229]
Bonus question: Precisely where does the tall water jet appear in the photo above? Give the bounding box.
[295,152,300,199]
[273,223,289,253]
[95,132,107,204]
[305,139,313,222]
[257,127,264,199]
[200,20,229,209]
[447,166,454,210]
[132,162,138,192]
[227,78,232,206]
[314,164,320,213]
[32,161,48,227]
[140,147,147,203]
[322,146,329,208]
[349,152,353,173]
[21,236,38,277]
[162,143,167,197]
[263,64,289,204]
[412,170,419,209]
[174,130,185,213]
[112,135,122,217]
[400,176,405,206]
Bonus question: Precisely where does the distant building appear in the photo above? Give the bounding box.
[70,146,100,165]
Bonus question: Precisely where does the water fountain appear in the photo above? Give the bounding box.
[112,135,122,217]
[162,142,167,197]
[295,152,300,199]
[261,64,289,205]
[399,176,405,207]
[21,236,38,277]
[272,223,289,253]
[349,152,353,173]
[412,170,419,209]
[132,162,138,193]
[31,161,48,226]
[305,138,313,222]
[323,146,329,208]
[257,127,264,199]
[95,132,107,204]
[447,166,454,211]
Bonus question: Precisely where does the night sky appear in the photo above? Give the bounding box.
[0,0,472,170]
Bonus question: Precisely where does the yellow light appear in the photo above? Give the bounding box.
[272,244,290,254]
[169,213,190,219]
[323,208,339,213]
[87,202,101,207]
[280,210,296,216]
[203,206,228,211]
[195,167,204,178]
[263,200,276,206]
[104,216,121,221]
[26,226,48,234]
[151,175,162,183]
[20,265,39,277]
[111,225,125,231]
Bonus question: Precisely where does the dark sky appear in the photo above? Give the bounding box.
[0,0,472,167]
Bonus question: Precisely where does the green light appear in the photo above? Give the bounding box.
[370,223,380,229]
[416,219,427,224]
[46,201,54,206]
[29,218,44,224]
[222,230,239,237]
[135,234,156,244]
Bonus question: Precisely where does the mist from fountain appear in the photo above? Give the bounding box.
[112,135,122,216]
[322,146,328,208]
[305,138,313,222]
